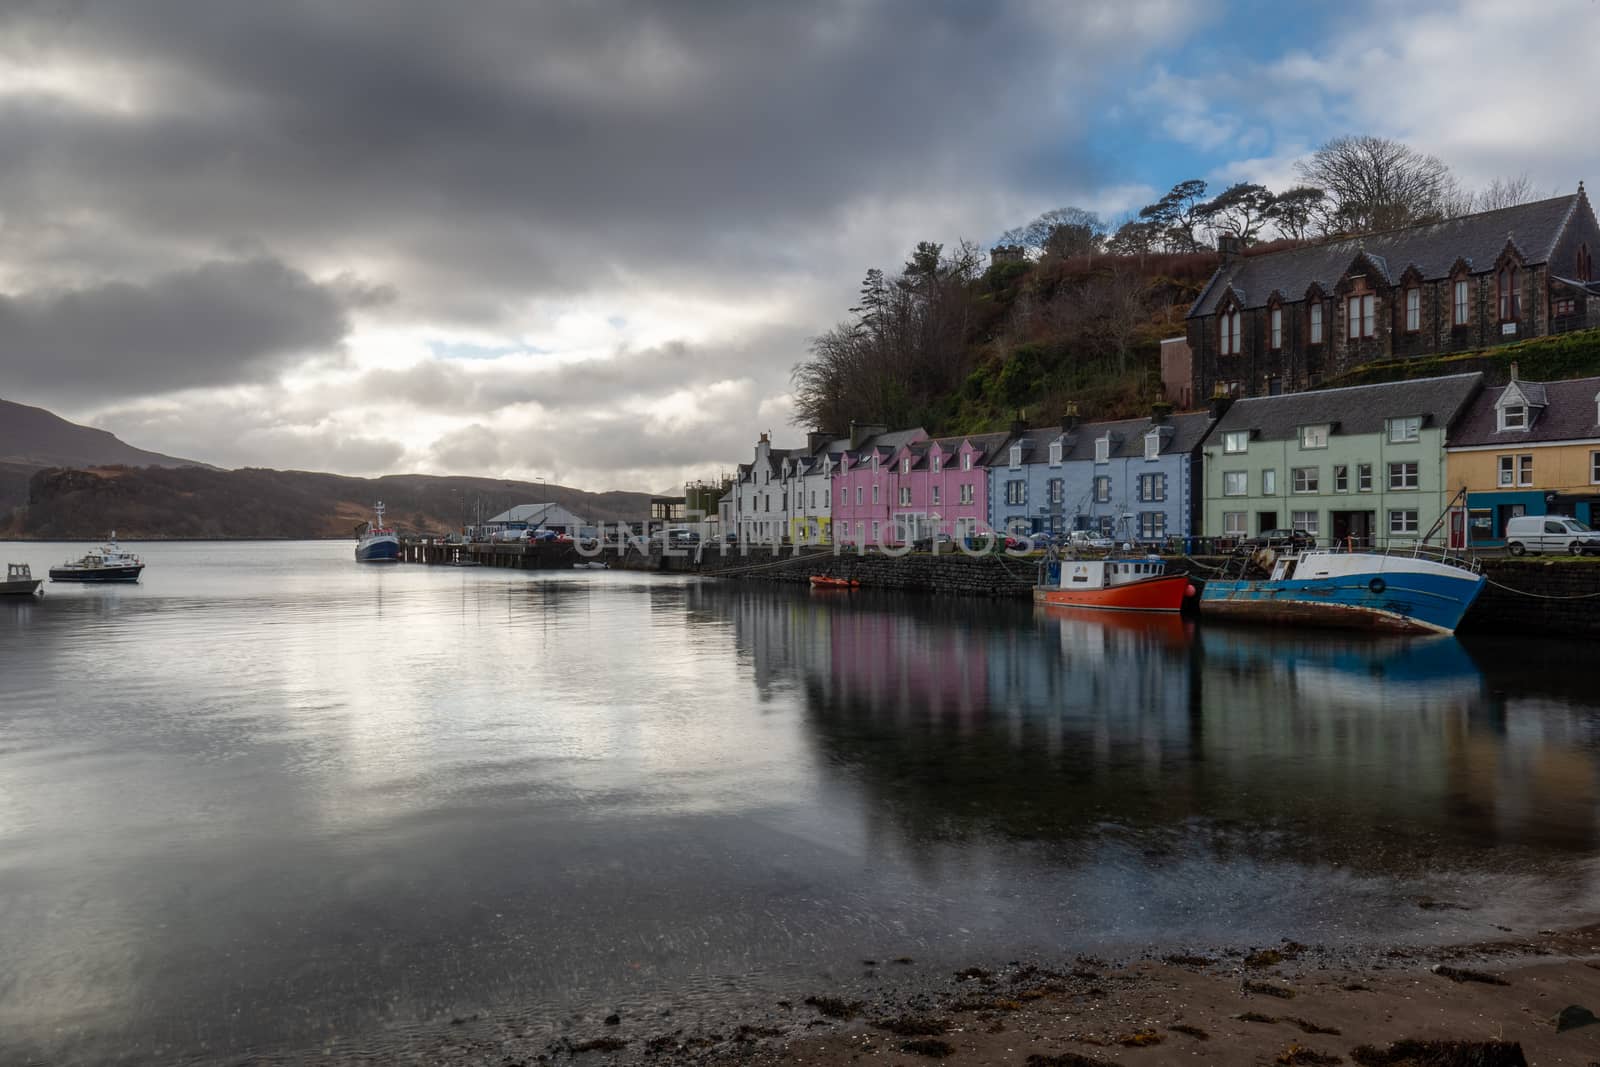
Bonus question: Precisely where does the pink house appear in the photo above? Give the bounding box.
[833,430,1008,547]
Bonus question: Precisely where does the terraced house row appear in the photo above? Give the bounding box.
[719,363,1600,550]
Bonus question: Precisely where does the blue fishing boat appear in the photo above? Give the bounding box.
[49,534,145,583]
[355,502,401,563]
[1200,545,1485,635]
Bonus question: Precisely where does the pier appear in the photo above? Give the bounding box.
[400,538,583,569]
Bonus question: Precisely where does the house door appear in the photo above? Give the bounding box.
[1331,510,1375,548]
[1257,511,1278,533]
[1448,508,1466,550]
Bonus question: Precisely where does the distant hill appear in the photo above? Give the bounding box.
[0,396,657,539]
[0,397,208,471]
[4,465,655,540]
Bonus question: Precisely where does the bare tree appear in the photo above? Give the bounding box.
[1475,174,1545,212]
[998,207,1107,257]
[1295,135,1458,233]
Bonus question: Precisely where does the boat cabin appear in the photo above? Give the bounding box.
[1042,556,1169,591]
[7,563,31,581]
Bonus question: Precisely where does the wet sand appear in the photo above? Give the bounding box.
[383,926,1600,1066]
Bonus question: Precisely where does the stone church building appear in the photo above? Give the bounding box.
[1186,184,1600,402]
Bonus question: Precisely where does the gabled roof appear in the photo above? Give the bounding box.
[1449,376,1600,447]
[1190,193,1584,317]
[485,502,588,526]
[1212,373,1483,443]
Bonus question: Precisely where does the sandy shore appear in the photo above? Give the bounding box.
[382,925,1600,1067]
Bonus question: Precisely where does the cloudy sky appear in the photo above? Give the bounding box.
[1,1,1593,492]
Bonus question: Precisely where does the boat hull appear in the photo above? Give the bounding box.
[1,578,42,596]
[355,535,401,563]
[49,565,143,583]
[1200,568,1484,635]
[1033,573,1193,612]
[810,575,859,589]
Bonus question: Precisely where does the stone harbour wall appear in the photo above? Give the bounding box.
[613,543,1600,636]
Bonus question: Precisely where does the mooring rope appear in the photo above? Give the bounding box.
[1482,575,1600,600]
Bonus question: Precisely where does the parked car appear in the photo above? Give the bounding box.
[912,532,956,551]
[1067,530,1114,550]
[1504,515,1600,556]
[1238,528,1316,551]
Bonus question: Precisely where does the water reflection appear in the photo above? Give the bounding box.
[694,585,1600,871]
[3,550,1598,1066]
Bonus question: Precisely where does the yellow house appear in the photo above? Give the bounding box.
[1446,369,1600,547]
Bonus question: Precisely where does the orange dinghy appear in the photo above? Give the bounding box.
[809,575,860,589]
[1034,556,1194,612]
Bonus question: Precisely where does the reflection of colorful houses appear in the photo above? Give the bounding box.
[1446,369,1600,546]
[826,608,991,722]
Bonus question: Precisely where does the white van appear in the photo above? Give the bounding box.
[1504,515,1600,556]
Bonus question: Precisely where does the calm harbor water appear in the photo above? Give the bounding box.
[2,540,1598,1064]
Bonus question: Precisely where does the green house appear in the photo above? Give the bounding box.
[1202,373,1483,546]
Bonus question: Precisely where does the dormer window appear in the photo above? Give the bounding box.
[901,457,911,475]
[931,453,942,474]
[1453,279,1470,326]
[1387,416,1421,443]
[1309,301,1324,344]
[1405,287,1420,333]
[1094,437,1110,463]
[1048,440,1062,465]
[1499,405,1528,431]
[961,452,972,472]
[1269,306,1283,351]
[1497,264,1520,322]
[1009,444,1022,469]
[1144,431,1161,461]
[1299,423,1330,449]
[871,455,879,471]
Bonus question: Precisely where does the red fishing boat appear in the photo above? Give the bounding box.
[809,574,860,589]
[1033,555,1195,613]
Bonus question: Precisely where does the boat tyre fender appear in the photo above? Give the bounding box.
[1368,577,1387,595]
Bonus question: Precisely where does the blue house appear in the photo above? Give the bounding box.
[989,407,1214,543]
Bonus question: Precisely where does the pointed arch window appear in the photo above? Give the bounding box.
[1578,244,1593,283]
[1497,263,1520,322]
[1219,305,1242,355]
[1453,277,1471,326]
[1405,286,1420,333]
[1308,299,1324,344]
[1269,304,1283,351]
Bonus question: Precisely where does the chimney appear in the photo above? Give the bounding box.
[1209,383,1234,421]
[1010,412,1028,437]
[849,420,863,449]
[1150,400,1173,424]
[1509,361,1520,382]
[1217,233,1243,264]
[758,431,770,444]
[806,428,836,453]
[1061,401,1080,434]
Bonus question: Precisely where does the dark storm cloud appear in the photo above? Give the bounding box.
[0,258,352,403]
[0,1,1171,323]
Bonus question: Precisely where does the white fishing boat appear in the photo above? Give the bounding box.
[49,534,145,583]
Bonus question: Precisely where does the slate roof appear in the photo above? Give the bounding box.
[1190,193,1583,317]
[1449,376,1600,447]
[998,411,1214,464]
[1211,373,1483,443]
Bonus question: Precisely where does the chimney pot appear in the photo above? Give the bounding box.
[1061,401,1081,433]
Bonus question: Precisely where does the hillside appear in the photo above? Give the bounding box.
[1316,327,1600,391]
[0,397,207,471]
[5,466,654,540]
